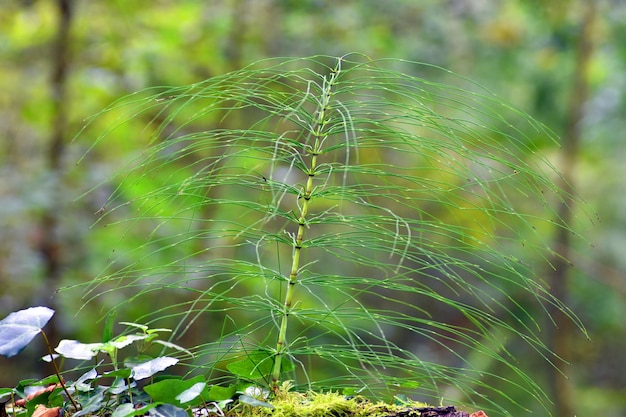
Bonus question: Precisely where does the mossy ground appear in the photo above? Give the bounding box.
[244,390,429,417]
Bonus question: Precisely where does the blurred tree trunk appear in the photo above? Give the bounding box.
[38,0,74,345]
[548,1,596,416]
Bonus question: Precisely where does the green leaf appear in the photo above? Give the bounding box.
[0,307,54,357]
[144,376,205,406]
[207,385,237,401]
[128,356,178,380]
[55,339,101,360]
[109,377,134,395]
[226,349,293,380]
[102,310,117,343]
[103,368,133,379]
[47,388,65,408]
[148,404,188,417]
[35,375,63,386]
[393,394,412,405]
[74,368,98,392]
[73,386,106,417]
[0,388,14,402]
[113,403,159,417]
[238,394,274,409]
[15,379,38,394]
[109,334,150,349]
[341,388,359,397]
[40,353,59,363]
[175,382,206,404]
[112,403,136,417]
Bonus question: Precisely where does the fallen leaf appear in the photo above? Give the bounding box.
[14,383,62,407]
[32,404,60,417]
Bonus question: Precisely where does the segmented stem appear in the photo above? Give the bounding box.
[271,62,339,387]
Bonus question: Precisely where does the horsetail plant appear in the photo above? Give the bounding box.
[71,54,587,415]
[270,59,338,387]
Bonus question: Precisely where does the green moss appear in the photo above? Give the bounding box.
[246,390,429,417]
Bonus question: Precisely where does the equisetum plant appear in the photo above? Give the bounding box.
[73,54,584,413]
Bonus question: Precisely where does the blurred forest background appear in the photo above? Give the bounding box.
[0,0,624,416]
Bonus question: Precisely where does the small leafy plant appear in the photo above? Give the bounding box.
[0,307,277,417]
[66,54,585,414]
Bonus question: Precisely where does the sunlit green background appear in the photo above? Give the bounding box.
[1,1,624,416]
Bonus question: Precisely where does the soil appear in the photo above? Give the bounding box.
[387,405,473,417]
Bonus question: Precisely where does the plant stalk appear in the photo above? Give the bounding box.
[271,63,339,388]
[40,330,80,410]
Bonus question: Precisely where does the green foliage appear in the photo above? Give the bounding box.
[0,307,276,417]
[70,55,585,413]
[143,376,208,407]
[227,349,295,382]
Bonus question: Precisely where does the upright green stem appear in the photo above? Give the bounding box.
[271,64,338,388]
